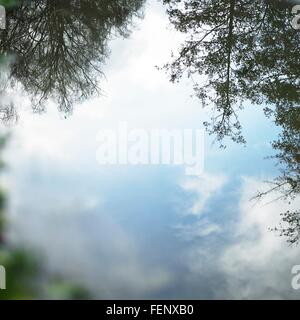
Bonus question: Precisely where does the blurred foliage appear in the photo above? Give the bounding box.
[0,249,40,299]
[0,0,19,8]
[45,280,90,300]
[0,246,92,299]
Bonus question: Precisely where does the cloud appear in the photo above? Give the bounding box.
[8,204,172,299]
[175,219,221,241]
[218,177,300,299]
[180,173,228,215]
[175,176,300,299]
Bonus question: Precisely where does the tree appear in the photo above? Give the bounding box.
[0,0,144,119]
[256,105,300,244]
[162,0,300,243]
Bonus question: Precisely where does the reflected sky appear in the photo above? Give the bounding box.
[2,0,300,299]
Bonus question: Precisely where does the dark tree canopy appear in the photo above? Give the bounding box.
[0,0,144,119]
[162,0,300,243]
[162,0,299,142]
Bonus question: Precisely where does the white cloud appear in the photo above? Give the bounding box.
[180,173,228,215]
[176,176,300,299]
[175,219,221,241]
[219,177,300,299]
[8,206,172,298]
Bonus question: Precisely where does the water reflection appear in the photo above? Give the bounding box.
[162,0,300,243]
[0,0,144,118]
[0,0,299,299]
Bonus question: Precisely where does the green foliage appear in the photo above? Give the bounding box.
[0,248,40,299]
[0,0,19,8]
[0,247,92,299]
[45,280,91,300]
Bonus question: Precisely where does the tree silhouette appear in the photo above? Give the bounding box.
[0,0,144,119]
[162,0,300,243]
[256,105,300,244]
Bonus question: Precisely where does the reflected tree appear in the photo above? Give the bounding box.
[258,105,300,244]
[162,0,300,243]
[0,0,144,119]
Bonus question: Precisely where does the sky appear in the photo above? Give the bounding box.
[1,0,300,299]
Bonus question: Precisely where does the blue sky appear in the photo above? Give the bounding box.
[2,0,300,299]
